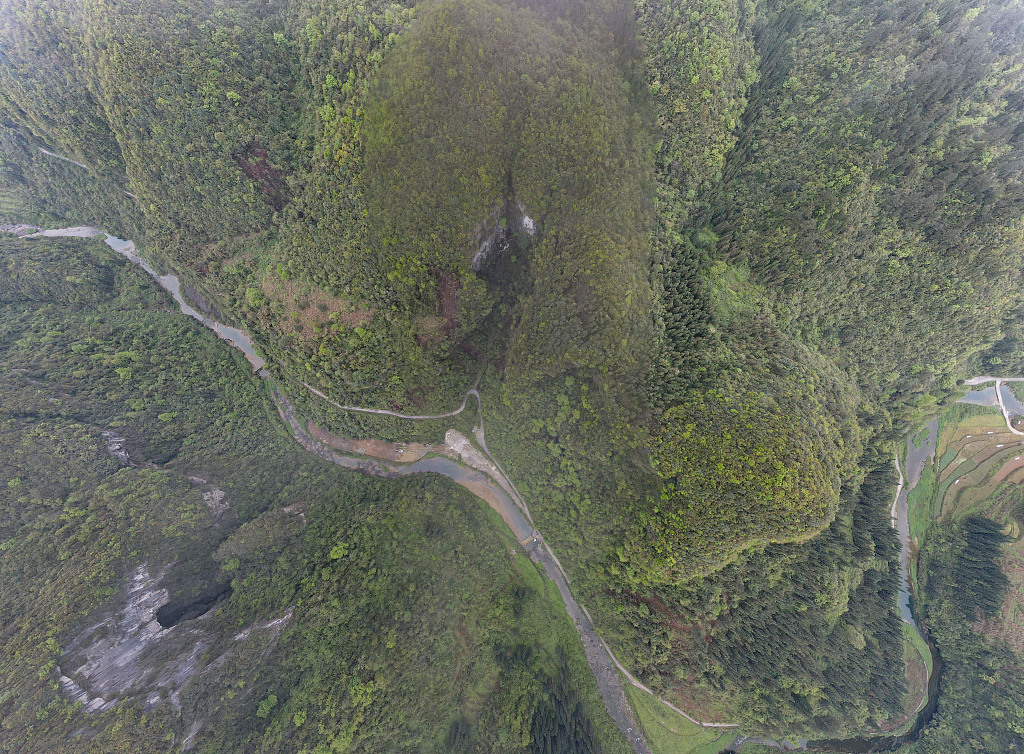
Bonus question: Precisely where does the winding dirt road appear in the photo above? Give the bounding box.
[297,380,740,740]
[23,145,994,749]
[301,381,480,421]
[277,386,654,750]
[12,215,730,750]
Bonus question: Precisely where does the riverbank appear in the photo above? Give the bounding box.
[11,220,972,753]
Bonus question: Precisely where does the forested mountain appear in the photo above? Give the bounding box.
[717,1,1024,412]
[3,0,1024,751]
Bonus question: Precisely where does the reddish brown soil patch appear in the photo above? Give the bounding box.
[460,342,481,361]
[664,674,729,724]
[611,588,734,721]
[305,421,440,462]
[262,275,373,340]
[415,316,443,337]
[414,272,461,347]
[435,269,460,334]
[617,589,691,640]
[495,350,508,372]
[993,459,1024,487]
[405,387,430,410]
[234,142,288,210]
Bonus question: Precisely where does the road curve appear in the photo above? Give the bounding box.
[13,213,726,748]
[963,375,1024,385]
[299,379,740,742]
[301,380,476,420]
[282,384,654,751]
[962,377,1024,436]
[303,382,536,528]
[38,147,138,199]
[31,150,1006,748]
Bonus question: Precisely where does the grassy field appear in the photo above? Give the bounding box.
[906,619,933,677]
[901,621,931,718]
[510,545,633,754]
[624,684,734,754]
[907,461,935,548]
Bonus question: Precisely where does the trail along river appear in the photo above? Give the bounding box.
[8,223,656,754]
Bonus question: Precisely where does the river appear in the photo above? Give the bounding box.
[19,225,266,371]
[6,223,653,754]
[897,420,937,622]
[795,427,945,753]
[797,385,1018,752]
[726,422,946,753]
[101,232,267,372]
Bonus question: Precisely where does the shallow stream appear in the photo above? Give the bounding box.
[22,226,267,370]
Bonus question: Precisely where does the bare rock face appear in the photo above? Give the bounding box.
[202,488,228,515]
[59,564,212,712]
[516,198,537,238]
[58,562,294,726]
[472,203,505,271]
[471,196,537,272]
[0,223,42,236]
[188,473,230,516]
[101,430,131,466]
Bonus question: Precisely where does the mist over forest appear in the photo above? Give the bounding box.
[2,1,1024,752]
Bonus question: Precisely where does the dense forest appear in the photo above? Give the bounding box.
[3,0,1024,750]
[909,516,1024,752]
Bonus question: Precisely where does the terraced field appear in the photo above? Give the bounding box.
[935,415,1024,519]
[912,408,1024,654]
